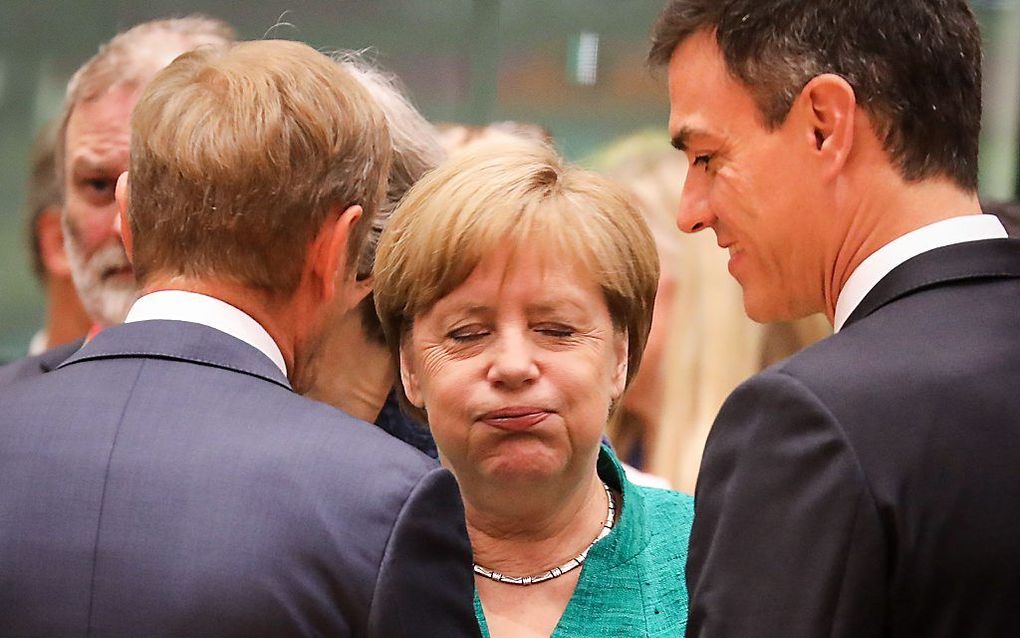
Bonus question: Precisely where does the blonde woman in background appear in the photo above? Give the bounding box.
[588,130,830,494]
[436,121,553,153]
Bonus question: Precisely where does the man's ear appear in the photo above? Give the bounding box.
[311,204,362,302]
[795,73,856,179]
[115,171,133,262]
[398,342,424,408]
[37,206,72,278]
[610,330,629,402]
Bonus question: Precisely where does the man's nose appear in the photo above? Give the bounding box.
[676,176,716,234]
[487,330,539,389]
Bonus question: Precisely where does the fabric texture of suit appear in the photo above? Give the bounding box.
[686,239,1020,637]
[0,319,480,638]
[0,337,83,387]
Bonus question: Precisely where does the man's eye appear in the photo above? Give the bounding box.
[83,178,114,194]
[693,154,712,170]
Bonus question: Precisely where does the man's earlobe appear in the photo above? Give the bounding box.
[316,204,364,301]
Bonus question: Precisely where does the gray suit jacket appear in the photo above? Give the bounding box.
[0,337,83,387]
[0,320,480,637]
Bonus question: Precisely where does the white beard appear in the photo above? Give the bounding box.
[66,237,138,327]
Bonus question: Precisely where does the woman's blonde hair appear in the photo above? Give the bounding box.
[127,40,392,294]
[374,139,660,424]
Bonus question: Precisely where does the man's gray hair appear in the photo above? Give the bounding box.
[337,54,446,281]
[337,54,446,344]
[56,15,236,193]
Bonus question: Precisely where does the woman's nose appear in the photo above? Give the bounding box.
[486,331,539,389]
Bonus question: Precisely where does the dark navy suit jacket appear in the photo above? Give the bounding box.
[686,239,1020,637]
[0,320,479,637]
[0,337,83,387]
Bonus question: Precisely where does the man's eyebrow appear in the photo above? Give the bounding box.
[70,157,113,175]
[670,126,692,152]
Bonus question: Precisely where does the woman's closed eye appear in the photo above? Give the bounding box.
[534,324,576,339]
[447,325,490,342]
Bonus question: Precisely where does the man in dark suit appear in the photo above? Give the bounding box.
[649,1,1020,636]
[0,39,479,638]
[0,17,236,386]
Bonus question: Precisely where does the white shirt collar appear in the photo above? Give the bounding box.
[833,215,1007,333]
[124,290,288,376]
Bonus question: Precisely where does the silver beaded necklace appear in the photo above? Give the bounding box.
[473,481,616,586]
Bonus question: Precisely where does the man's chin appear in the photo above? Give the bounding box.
[743,290,818,324]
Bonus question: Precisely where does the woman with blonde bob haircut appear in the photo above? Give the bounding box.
[374,139,694,637]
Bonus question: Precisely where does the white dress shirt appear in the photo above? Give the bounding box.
[124,290,288,376]
[833,214,1008,332]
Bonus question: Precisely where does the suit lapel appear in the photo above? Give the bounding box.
[57,320,292,391]
[844,238,1020,329]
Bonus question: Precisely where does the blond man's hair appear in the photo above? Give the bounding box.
[127,40,392,294]
[56,16,236,190]
[374,139,659,423]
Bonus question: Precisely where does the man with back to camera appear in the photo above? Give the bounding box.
[0,16,235,386]
[649,1,1020,636]
[0,39,479,637]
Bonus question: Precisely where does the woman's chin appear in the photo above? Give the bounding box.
[475,442,568,484]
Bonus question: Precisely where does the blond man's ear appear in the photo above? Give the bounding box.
[115,171,133,262]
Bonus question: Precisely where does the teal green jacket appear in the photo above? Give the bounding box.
[475,446,695,637]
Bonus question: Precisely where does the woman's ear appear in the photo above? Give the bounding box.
[610,330,629,402]
[399,342,424,408]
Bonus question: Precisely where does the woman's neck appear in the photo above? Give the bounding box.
[465,469,610,576]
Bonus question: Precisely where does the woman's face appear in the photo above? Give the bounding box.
[401,246,628,486]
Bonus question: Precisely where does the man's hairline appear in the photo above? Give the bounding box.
[56,38,211,204]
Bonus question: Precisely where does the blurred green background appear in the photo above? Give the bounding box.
[1,0,1018,360]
